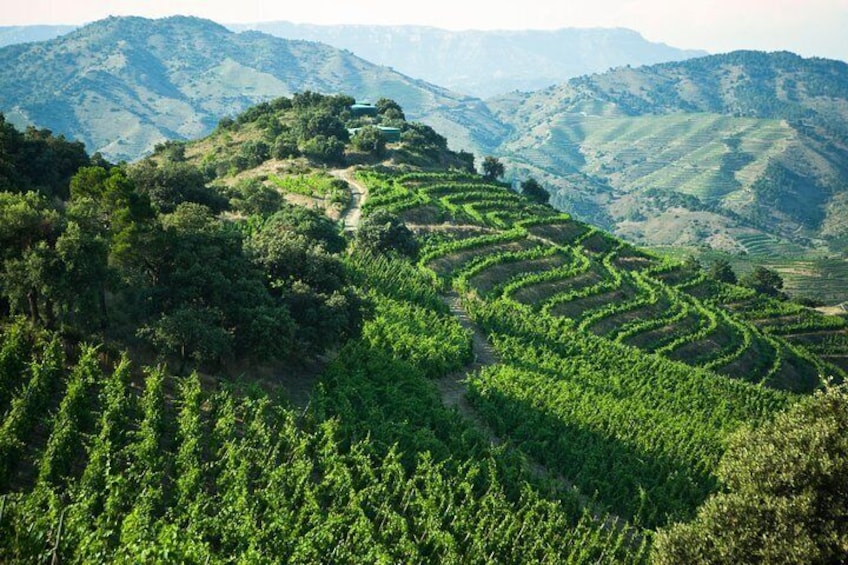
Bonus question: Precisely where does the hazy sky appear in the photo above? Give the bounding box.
[3,0,847,61]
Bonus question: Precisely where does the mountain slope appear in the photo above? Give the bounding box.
[232,22,706,98]
[493,52,848,282]
[0,16,507,161]
[2,96,846,561]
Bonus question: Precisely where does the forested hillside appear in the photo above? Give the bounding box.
[1,95,846,562]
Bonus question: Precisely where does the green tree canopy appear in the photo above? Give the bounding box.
[299,135,346,165]
[127,160,225,213]
[355,209,418,258]
[482,156,505,182]
[742,266,784,297]
[247,216,362,353]
[520,177,550,205]
[0,117,89,199]
[400,123,447,157]
[709,258,738,284]
[653,385,848,564]
[376,98,406,122]
[352,126,387,157]
[261,204,346,254]
[228,178,284,218]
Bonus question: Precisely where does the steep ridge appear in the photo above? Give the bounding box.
[0,16,507,161]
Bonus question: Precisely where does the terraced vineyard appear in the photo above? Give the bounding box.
[361,170,845,393]
[729,296,848,377]
[661,241,848,305]
[522,113,791,202]
[3,165,846,561]
[0,267,643,563]
[353,167,847,540]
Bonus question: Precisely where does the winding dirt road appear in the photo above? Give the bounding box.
[333,168,369,232]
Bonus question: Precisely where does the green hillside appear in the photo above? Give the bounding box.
[2,97,847,562]
[493,51,848,304]
[0,16,507,162]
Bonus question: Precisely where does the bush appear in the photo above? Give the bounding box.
[234,140,270,171]
[356,209,418,258]
[229,178,284,217]
[653,385,848,564]
[352,126,387,157]
[272,133,300,160]
[300,135,346,165]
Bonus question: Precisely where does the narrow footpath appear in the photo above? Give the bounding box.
[333,168,368,232]
[436,291,627,530]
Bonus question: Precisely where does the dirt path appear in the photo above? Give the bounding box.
[435,292,498,413]
[276,169,366,408]
[816,303,848,316]
[436,292,629,531]
[333,168,368,233]
[295,181,629,530]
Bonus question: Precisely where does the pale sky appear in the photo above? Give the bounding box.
[3,0,848,61]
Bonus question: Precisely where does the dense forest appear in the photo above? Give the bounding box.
[0,95,846,562]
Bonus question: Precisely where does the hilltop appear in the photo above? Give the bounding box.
[0,16,506,161]
[3,19,848,305]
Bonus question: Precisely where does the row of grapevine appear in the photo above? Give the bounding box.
[463,297,793,528]
[388,164,839,392]
[0,338,65,489]
[0,344,645,563]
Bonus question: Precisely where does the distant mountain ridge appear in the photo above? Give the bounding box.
[0,24,75,47]
[230,22,707,98]
[3,16,847,290]
[0,16,506,161]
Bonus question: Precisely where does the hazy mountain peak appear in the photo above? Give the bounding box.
[231,21,707,97]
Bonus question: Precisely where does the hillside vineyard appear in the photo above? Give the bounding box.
[1,90,847,562]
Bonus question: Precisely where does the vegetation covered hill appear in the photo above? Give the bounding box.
[2,94,848,561]
[232,22,706,98]
[491,51,848,302]
[0,16,506,161]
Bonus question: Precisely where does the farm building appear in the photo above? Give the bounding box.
[349,126,402,143]
[350,102,378,117]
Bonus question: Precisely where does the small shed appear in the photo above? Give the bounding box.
[376,126,401,143]
[350,103,378,117]
[348,126,402,144]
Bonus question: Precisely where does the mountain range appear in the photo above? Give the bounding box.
[230,22,706,98]
[492,51,848,251]
[0,22,706,99]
